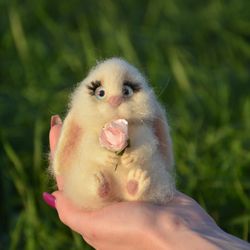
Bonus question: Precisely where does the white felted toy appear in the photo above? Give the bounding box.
[51,58,175,210]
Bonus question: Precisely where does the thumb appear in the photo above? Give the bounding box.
[53,191,94,236]
[49,115,62,158]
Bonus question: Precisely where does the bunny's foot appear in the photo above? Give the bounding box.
[126,168,150,200]
[94,172,111,199]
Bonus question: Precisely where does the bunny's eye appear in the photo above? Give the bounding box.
[87,81,106,100]
[123,81,141,96]
[95,86,106,100]
[122,85,134,97]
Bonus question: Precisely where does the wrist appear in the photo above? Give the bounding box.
[146,209,220,250]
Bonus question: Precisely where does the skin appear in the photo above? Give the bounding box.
[48,115,250,250]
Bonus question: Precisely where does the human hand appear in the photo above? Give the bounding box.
[44,115,250,250]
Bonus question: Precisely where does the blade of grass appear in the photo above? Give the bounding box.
[10,211,25,250]
[33,118,43,173]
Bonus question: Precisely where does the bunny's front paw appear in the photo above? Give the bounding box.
[120,150,143,168]
[105,151,119,168]
[98,149,119,168]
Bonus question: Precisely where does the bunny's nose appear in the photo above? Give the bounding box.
[108,96,123,107]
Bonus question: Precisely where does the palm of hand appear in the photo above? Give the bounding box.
[48,116,249,250]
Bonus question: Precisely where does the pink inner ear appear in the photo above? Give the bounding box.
[59,121,83,170]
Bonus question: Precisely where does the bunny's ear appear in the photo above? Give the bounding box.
[52,112,83,176]
[153,102,174,170]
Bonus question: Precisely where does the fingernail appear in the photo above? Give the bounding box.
[51,115,62,128]
[43,192,56,208]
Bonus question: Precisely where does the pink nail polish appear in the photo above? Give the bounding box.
[51,115,62,128]
[43,192,56,208]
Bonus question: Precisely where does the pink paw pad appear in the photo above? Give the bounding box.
[126,180,138,196]
[98,181,110,198]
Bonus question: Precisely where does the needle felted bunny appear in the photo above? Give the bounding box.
[51,58,175,210]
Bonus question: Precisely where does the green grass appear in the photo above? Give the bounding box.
[1,0,250,249]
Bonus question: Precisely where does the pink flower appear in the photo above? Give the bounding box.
[99,119,129,153]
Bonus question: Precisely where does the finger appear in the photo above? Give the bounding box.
[53,191,94,236]
[167,191,197,207]
[43,192,56,208]
[49,115,62,158]
[56,175,64,191]
[49,115,63,189]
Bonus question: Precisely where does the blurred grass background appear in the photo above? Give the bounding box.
[1,0,250,249]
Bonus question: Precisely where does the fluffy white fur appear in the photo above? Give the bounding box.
[52,58,175,209]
